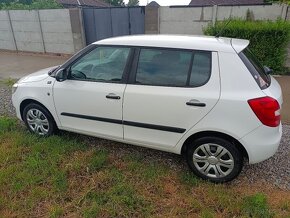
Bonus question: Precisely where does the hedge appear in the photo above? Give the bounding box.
[204,20,290,74]
[0,0,62,10]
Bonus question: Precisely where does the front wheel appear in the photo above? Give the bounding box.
[186,137,243,183]
[23,103,56,137]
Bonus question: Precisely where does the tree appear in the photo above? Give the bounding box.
[104,0,125,6]
[127,0,139,6]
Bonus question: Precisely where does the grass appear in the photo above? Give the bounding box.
[0,116,289,217]
[0,78,17,87]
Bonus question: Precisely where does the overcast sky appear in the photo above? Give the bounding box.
[124,0,191,6]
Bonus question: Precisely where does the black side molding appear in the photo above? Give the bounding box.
[123,121,186,133]
[61,112,186,134]
[61,112,122,124]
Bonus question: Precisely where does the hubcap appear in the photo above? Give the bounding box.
[26,109,49,136]
[192,143,234,178]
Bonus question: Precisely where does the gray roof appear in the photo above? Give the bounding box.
[147,1,160,7]
[189,0,265,6]
[57,0,110,7]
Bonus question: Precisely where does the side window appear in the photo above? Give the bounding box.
[135,48,192,87]
[69,46,130,82]
[189,52,211,87]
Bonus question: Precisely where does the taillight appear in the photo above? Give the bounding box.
[248,97,280,127]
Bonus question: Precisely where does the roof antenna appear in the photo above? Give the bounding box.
[215,19,232,38]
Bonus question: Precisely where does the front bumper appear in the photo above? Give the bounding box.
[12,93,22,121]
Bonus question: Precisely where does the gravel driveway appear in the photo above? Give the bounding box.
[1,83,289,190]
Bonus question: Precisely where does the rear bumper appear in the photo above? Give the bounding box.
[239,123,282,164]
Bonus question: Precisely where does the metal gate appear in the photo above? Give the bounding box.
[82,7,145,45]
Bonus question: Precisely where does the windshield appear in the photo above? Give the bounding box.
[239,48,271,89]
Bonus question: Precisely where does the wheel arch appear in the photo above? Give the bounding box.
[181,131,249,161]
[20,99,56,125]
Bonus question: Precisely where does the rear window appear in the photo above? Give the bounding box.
[239,48,271,89]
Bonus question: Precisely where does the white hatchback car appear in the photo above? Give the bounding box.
[12,35,282,182]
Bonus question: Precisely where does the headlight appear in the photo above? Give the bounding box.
[12,83,18,94]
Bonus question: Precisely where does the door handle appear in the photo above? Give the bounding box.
[106,93,121,100]
[186,100,206,107]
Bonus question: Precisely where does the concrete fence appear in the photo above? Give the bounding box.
[151,4,289,35]
[0,4,290,66]
[0,8,84,54]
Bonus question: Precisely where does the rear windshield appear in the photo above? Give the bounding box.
[239,48,271,89]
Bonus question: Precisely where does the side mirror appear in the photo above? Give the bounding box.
[264,66,273,75]
[55,68,68,82]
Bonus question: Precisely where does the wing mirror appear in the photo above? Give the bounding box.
[264,66,273,75]
[55,68,68,82]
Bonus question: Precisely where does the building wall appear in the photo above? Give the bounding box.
[158,4,288,35]
[0,8,84,54]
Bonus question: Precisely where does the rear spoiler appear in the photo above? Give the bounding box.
[231,38,249,53]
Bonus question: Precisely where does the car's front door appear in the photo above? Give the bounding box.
[53,46,131,140]
[123,48,220,149]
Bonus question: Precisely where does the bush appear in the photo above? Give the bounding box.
[204,19,290,74]
[0,0,62,10]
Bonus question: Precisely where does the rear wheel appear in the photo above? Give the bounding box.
[186,137,243,183]
[23,103,56,137]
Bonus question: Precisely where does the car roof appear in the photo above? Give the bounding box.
[93,35,249,53]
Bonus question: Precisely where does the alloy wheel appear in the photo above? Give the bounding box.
[192,143,234,178]
[26,109,50,136]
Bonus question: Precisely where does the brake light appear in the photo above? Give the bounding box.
[248,97,280,127]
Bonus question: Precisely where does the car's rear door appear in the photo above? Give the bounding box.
[123,48,220,149]
[53,46,132,140]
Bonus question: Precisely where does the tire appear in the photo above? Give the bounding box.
[186,136,243,183]
[23,103,56,137]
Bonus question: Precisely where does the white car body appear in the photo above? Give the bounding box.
[12,35,282,167]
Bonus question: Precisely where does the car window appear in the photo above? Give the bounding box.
[189,52,211,87]
[135,48,192,87]
[239,48,270,89]
[69,46,130,82]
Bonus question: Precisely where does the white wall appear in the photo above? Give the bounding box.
[0,8,84,54]
[159,4,288,35]
[0,11,16,50]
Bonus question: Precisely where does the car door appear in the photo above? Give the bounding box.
[53,46,131,140]
[123,48,220,149]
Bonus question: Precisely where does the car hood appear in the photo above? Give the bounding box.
[18,66,57,84]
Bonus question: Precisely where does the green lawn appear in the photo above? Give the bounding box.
[0,117,289,217]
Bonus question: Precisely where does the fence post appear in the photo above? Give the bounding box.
[212,5,218,25]
[6,10,18,51]
[78,7,86,48]
[281,3,288,20]
[36,10,46,53]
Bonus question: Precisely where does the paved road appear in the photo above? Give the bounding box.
[0,51,68,79]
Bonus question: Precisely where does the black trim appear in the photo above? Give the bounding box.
[123,121,186,133]
[61,112,122,124]
[60,112,186,133]
[186,102,206,107]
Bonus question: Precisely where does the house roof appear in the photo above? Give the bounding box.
[57,0,110,7]
[189,0,265,6]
